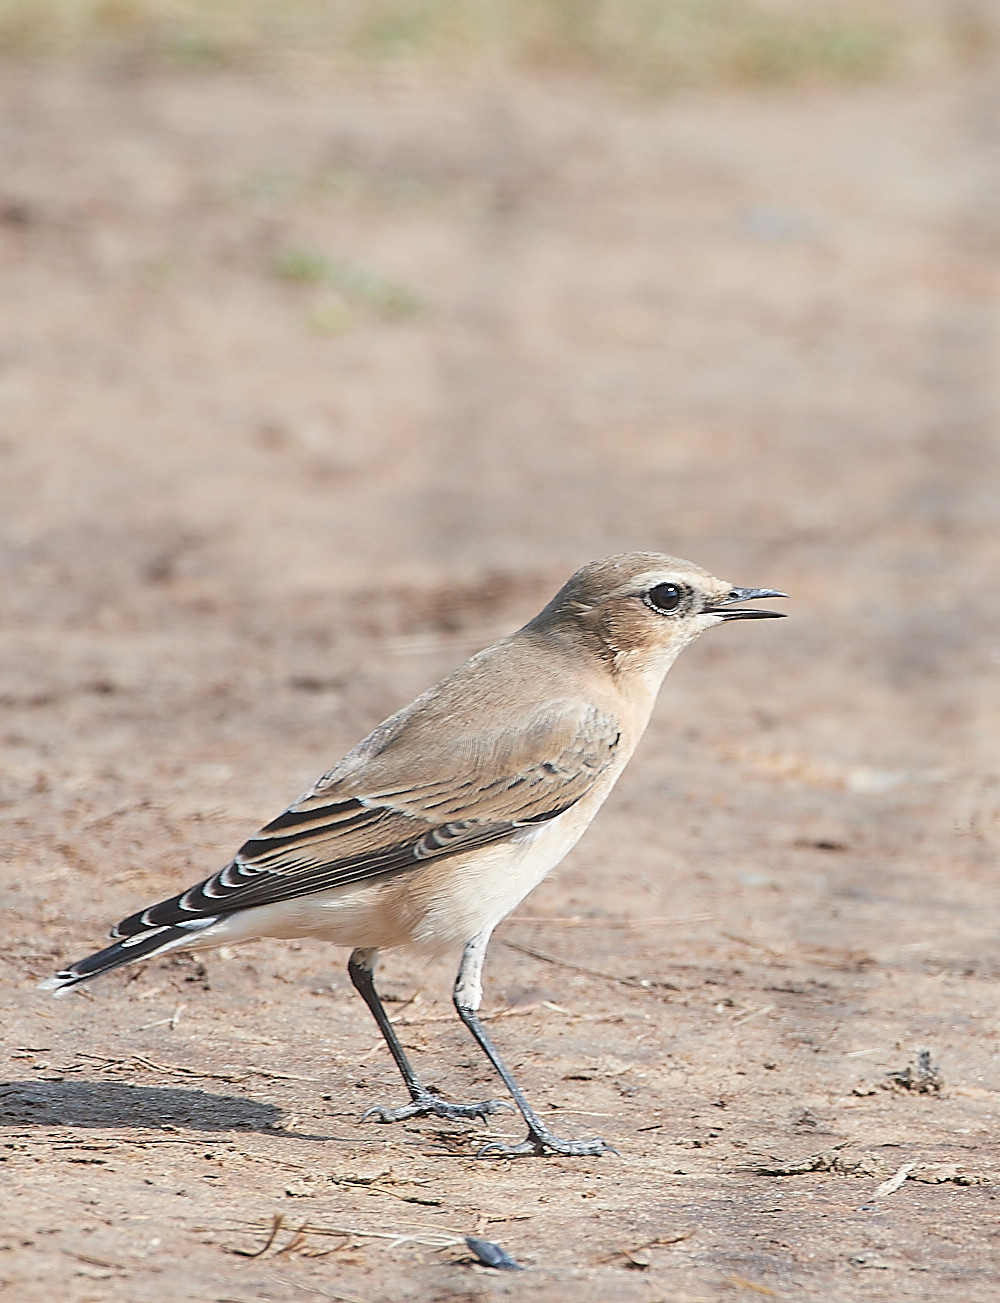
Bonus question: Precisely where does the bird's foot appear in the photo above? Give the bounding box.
[361,1088,513,1126]
[476,1127,618,1159]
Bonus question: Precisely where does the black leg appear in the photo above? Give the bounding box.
[452,934,618,1159]
[347,947,511,1125]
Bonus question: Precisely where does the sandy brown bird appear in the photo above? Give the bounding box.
[42,553,785,1157]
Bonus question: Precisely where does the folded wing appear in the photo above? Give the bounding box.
[112,700,620,938]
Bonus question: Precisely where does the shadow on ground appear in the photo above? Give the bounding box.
[0,1080,284,1133]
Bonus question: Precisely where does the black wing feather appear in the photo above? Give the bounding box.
[111,801,575,938]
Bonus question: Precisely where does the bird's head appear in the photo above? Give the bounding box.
[528,552,786,684]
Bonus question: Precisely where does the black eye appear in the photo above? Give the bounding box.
[646,582,683,613]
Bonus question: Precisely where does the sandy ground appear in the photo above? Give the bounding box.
[1,55,1000,1302]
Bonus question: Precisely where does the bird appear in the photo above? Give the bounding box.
[41,552,785,1157]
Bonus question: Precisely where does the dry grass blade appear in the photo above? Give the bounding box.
[132,1054,246,1082]
[275,1221,311,1257]
[230,1217,465,1251]
[500,939,675,991]
[62,1250,123,1270]
[597,1229,696,1265]
[732,1003,774,1026]
[230,1213,284,1259]
[725,1277,782,1297]
[873,1162,917,1197]
[389,1001,544,1026]
[266,1275,373,1303]
[508,912,714,928]
[67,1051,317,1083]
[136,1002,185,1031]
[243,1065,318,1082]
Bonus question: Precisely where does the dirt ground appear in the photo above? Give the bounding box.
[2,51,1000,1303]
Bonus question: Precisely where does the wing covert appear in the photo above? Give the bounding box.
[112,700,620,937]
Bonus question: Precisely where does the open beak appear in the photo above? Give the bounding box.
[708,587,787,621]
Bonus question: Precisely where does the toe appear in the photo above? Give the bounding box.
[361,1104,397,1123]
[476,1130,619,1159]
[359,1095,513,1126]
[476,1139,538,1159]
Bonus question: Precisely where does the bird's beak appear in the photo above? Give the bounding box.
[707,587,788,620]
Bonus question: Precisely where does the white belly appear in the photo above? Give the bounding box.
[406,811,586,951]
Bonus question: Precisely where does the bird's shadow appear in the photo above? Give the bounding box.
[0,1078,328,1139]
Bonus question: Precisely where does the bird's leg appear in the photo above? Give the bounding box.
[453,931,617,1159]
[347,947,511,1125]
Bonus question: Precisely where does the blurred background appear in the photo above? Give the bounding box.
[3,0,1000,996]
[3,4,1000,1297]
[2,1,999,795]
[1,1,999,943]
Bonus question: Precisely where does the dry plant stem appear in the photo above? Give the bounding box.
[499,938,673,990]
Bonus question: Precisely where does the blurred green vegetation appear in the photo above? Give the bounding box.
[0,0,987,86]
[272,245,426,327]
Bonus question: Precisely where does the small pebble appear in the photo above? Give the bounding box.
[464,1236,524,1271]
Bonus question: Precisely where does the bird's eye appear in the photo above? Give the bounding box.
[646,582,683,614]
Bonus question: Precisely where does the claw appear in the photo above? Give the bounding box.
[361,1103,401,1124]
[477,1139,537,1159]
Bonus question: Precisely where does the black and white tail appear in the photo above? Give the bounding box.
[39,918,218,995]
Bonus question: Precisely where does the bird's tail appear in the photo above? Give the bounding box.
[39,919,218,996]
